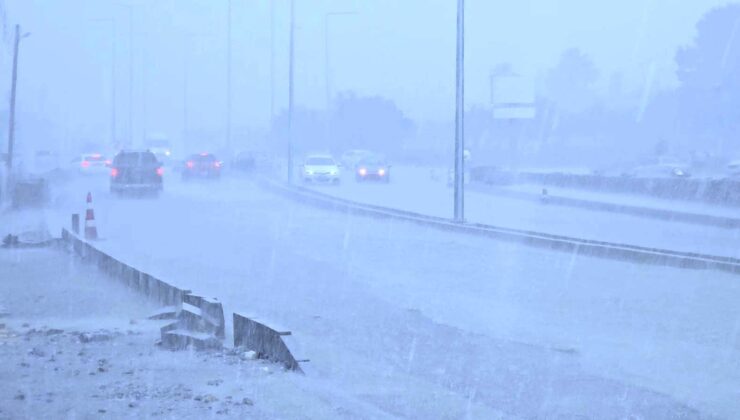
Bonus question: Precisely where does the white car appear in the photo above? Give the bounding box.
[629,156,691,178]
[301,155,341,184]
[72,153,111,175]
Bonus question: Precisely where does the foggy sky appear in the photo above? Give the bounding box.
[1,0,733,151]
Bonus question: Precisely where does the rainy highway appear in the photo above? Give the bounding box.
[5,1,740,418]
[27,170,740,418]
[301,165,740,259]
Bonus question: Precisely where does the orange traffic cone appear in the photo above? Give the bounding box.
[84,192,98,240]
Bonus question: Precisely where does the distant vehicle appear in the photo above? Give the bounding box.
[72,153,110,175]
[355,156,391,183]
[145,137,173,163]
[340,149,373,168]
[182,153,222,180]
[301,155,340,184]
[629,156,691,178]
[232,151,256,172]
[109,150,163,196]
[728,160,740,178]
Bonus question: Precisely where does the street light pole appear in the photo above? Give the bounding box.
[324,12,357,110]
[115,3,134,148]
[112,22,118,148]
[126,6,133,147]
[5,25,29,178]
[269,0,275,134]
[287,0,295,183]
[453,0,465,222]
[183,36,191,151]
[226,0,232,151]
[89,18,117,148]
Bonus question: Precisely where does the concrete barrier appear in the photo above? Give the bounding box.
[261,179,740,275]
[233,313,304,372]
[63,228,189,309]
[61,228,226,347]
[183,294,225,339]
[62,227,301,365]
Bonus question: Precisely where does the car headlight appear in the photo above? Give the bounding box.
[358,168,367,176]
[306,170,314,175]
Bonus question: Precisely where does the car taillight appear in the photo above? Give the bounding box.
[81,161,90,168]
[358,168,367,176]
[186,161,194,169]
[105,159,112,166]
[378,168,386,176]
[156,167,164,176]
[214,161,222,168]
[110,168,119,177]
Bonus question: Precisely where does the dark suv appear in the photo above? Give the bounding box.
[110,150,163,196]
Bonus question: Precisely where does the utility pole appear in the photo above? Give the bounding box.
[5,25,29,179]
[270,0,275,134]
[112,22,117,148]
[323,11,357,154]
[141,31,147,144]
[324,12,357,110]
[324,15,330,112]
[183,36,190,151]
[287,0,295,183]
[453,0,465,222]
[226,0,232,151]
[89,18,116,148]
[127,6,133,147]
[115,3,134,147]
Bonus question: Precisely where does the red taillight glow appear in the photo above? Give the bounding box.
[110,168,119,177]
[156,167,164,176]
[186,161,194,168]
[214,161,222,168]
[105,159,112,166]
[81,160,90,168]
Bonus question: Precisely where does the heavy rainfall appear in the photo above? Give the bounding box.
[1,0,739,419]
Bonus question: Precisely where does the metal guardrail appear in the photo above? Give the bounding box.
[262,179,740,275]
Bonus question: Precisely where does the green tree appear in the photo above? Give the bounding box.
[674,4,740,154]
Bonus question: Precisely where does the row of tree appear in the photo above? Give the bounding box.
[266,4,740,167]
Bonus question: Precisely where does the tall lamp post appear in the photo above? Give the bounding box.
[287,0,295,183]
[324,12,357,110]
[116,3,134,148]
[89,18,117,148]
[5,24,30,180]
[453,0,466,222]
[270,0,276,138]
[226,0,233,151]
